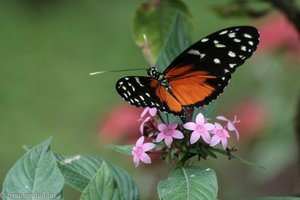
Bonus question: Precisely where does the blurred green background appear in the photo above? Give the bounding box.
[1,0,299,199]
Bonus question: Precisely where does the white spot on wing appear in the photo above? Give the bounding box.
[135,77,145,87]
[214,58,221,64]
[229,63,236,68]
[131,85,135,92]
[244,33,252,38]
[201,38,209,42]
[248,41,254,46]
[188,49,200,55]
[234,38,241,43]
[241,46,247,51]
[228,51,236,57]
[216,43,226,48]
[228,32,236,38]
[219,30,228,35]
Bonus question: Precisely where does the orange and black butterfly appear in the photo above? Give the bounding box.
[116,26,259,116]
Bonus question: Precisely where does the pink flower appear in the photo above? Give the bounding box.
[216,115,240,140]
[183,113,214,144]
[139,116,151,135]
[210,123,230,150]
[140,107,157,118]
[156,122,184,147]
[132,136,156,167]
[139,116,158,137]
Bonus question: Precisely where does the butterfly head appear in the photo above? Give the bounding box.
[147,67,169,86]
[147,67,164,79]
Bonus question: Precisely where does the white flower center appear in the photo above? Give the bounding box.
[196,125,203,132]
[135,147,143,156]
[216,129,224,137]
[164,129,171,136]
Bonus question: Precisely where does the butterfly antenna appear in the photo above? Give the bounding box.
[89,68,145,76]
[142,34,154,67]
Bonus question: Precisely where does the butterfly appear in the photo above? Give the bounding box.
[116,26,259,116]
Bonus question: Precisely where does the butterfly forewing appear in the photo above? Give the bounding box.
[162,26,259,108]
[165,26,259,73]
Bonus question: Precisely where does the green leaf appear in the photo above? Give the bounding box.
[108,145,133,156]
[158,166,218,200]
[2,137,64,200]
[56,154,100,191]
[156,14,191,72]
[133,0,191,64]
[252,197,300,200]
[80,162,122,200]
[56,154,139,200]
[209,148,265,169]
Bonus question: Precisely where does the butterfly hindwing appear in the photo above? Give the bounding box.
[116,76,184,115]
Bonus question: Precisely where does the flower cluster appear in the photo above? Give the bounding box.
[131,107,240,167]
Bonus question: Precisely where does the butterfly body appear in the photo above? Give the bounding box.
[116,26,259,116]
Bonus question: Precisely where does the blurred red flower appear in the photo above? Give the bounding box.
[231,99,269,140]
[99,104,142,144]
[258,14,300,59]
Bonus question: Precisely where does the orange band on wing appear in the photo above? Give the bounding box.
[150,80,182,113]
[169,76,216,106]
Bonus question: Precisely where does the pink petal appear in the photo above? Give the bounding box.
[221,138,228,150]
[158,123,167,132]
[210,135,221,147]
[140,152,151,164]
[168,122,178,130]
[201,131,211,144]
[131,146,137,155]
[196,113,205,125]
[204,123,215,131]
[214,123,223,129]
[139,116,151,134]
[172,130,184,139]
[190,131,200,144]
[223,129,230,138]
[133,155,140,167]
[183,122,197,131]
[227,122,236,131]
[149,108,157,116]
[140,107,150,118]
[216,116,229,121]
[165,136,173,147]
[156,132,166,142]
[143,143,155,151]
[233,130,240,140]
[136,136,144,146]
